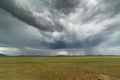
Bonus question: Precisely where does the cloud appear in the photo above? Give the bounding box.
[53,0,80,14]
[57,51,68,56]
[0,47,20,55]
[0,0,120,55]
[0,0,63,31]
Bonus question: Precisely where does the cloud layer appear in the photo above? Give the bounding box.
[0,0,120,55]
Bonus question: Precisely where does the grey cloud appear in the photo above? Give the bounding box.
[0,0,120,55]
[75,0,120,24]
[0,0,63,31]
[53,0,79,14]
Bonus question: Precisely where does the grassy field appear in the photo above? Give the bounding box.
[0,56,120,80]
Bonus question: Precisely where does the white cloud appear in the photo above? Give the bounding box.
[0,47,20,55]
[57,51,68,56]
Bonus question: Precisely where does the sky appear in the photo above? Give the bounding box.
[0,0,120,56]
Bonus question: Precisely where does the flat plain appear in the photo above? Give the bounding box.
[0,56,120,80]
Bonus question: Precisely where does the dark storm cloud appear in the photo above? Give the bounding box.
[0,0,63,31]
[48,32,106,49]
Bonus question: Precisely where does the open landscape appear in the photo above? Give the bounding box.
[0,56,120,80]
[0,0,120,80]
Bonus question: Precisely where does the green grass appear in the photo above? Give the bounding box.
[0,56,120,80]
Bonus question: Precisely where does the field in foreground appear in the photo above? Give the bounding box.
[0,56,120,80]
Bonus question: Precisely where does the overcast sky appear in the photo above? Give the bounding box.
[0,0,120,56]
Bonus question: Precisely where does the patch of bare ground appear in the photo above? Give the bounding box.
[97,74,120,80]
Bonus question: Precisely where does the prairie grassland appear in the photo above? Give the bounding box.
[0,56,120,80]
